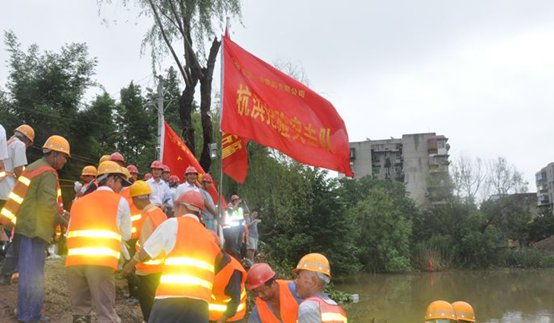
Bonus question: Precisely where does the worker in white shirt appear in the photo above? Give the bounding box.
[0,124,35,285]
[146,161,172,208]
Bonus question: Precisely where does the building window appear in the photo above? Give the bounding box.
[438,141,445,149]
[373,167,380,175]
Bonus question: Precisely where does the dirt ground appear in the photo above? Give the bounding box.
[0,257,143,323]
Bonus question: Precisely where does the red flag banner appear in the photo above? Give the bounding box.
[222,132,249,183]
[161,121,222,204]
[221,35,353,176]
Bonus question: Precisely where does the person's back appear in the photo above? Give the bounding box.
[0,136,28,203]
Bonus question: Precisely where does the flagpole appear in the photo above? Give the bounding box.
[217,19,229,239]
[157,76,164,160]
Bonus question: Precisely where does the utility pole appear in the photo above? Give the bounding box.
[156,76,164,160]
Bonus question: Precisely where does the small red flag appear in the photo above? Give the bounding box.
[221,35,353,176]
[222,132,249,183]
[161,121,222,204]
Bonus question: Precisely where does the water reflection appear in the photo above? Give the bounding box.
[336,270,554,323]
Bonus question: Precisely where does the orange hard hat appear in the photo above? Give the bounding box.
[201,173,213,183]
[127,165,139,175]
[42,135,70,157]
[150,161,163,169]
[293,253,331,277]
[185,166,198,175]
[144,173,153,180]
[81,166,97,177]
[110,152,125,163]
[162,165,171,173]
[15,125,35,142]
[169,175,180,184]
[246,263,276,290]
[425,300,456,321]
[176,190,205,212]
[452,301,476,322]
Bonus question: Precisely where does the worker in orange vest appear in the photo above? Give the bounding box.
[122,190,228,323]
[294,253,348,323]
[247,263,302,323]
[74,165,97,200]
[118,167,142,303]
[127,180,167,321]
[66,161,132,323]
[1,135,69,323]
[209,254,247,323]
[452,301,477,323]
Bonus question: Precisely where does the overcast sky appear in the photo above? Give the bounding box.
[1,0,553,189]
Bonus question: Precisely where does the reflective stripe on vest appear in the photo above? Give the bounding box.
[256,280,300,323]
[0,166,59,226]
[224,207,244,228]
[155,216,220,302]
[120,186,143,239]
[135,205,167,274]
[209,256,247,321]
[303,296,348,323]
[66,190,122,270]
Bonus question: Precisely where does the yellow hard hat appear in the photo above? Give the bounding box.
[15,125,35,142]
[81,166,97,177]
[452,301,476,322]
[121,167,131,180]
[97,161,125,176]
[42,135,70,157]
[425,300,456,321]
[293,253,331,277]
[99,155,111,165]
[130,180,152,198]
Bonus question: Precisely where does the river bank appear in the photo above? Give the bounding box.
[0,258,141,323]
[336,269,554,323]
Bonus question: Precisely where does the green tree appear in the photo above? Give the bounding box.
[349,183,412,272]
[100,0,242,171]
[116,82,157,172]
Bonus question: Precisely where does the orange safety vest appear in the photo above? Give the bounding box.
[135,205,167,274]
[0,165,62,226]
[256,280,300,323]
[302,296,348,323]
[120,186,143,240]
[209,256,247,322]
[66,189,122,271]
[155,216,221,302]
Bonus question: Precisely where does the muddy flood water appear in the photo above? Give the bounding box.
[336,270,554,323]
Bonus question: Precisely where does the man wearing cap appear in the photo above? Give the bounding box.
[199,173,218,232]
[247,263,302,323]
[172,166,201,202]
[146,161,172,208]
[122,190,229,323]
[223,195,249,259]
[0,135,70,323]
[0,125,34,285]
[66,161,132,323]
[125,180,167,321]
[293,253,347,323]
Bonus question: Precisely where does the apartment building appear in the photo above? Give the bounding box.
[349,133,450,205]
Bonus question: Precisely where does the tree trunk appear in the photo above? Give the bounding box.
[179,79,198,153]
[198,37,221,172]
